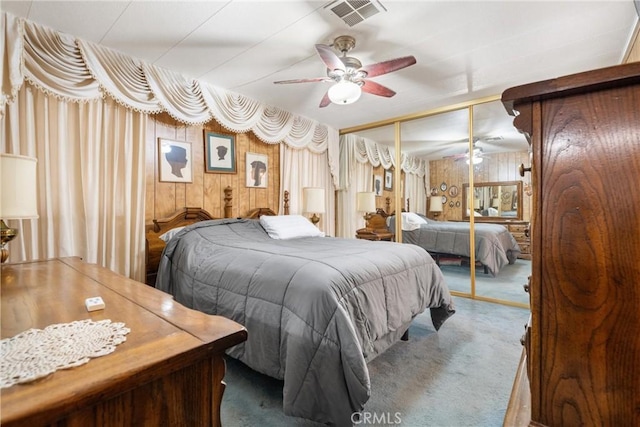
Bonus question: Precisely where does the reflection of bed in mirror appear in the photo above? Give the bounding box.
[148,190,455,426]
[385,212,521,276]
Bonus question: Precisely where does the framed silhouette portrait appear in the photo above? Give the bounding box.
[373,174,383,197]
[158,138,192,183]
[246,152,268,188]
[204,131,236,173]
[384,169,393,191]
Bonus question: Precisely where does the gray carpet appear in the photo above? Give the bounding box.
[221,296,529,427]
[442,259,531,305]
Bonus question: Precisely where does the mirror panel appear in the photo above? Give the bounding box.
[408,108,471,296]
[472,100,531,306]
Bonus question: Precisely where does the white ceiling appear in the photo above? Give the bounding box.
[3,0,638,159]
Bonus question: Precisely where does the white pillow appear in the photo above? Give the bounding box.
[401,212,427,231]
[259,215,325,239]
[159,226,185,242]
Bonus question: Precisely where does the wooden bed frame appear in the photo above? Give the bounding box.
[145,189,289,285]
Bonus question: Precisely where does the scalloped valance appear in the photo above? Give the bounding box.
[0,12,339,184]
[344,133,427,176]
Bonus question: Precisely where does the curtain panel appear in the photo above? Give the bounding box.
[337,134,428,237]
[1,85,147,280]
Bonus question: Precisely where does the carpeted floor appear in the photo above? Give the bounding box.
[221,296,529,427]
[442,259,531,305]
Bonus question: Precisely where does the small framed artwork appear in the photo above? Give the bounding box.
[204,131,236,173]
[246,152,268,188]
[384,169,393,191]
[158,138,192,183]
[373,175,383,196]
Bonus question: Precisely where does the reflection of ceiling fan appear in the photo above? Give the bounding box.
[443,138,500,164]
[273,35,416,108]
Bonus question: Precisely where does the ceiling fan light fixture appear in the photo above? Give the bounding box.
[328,80,361,105]
[466,156,483,165]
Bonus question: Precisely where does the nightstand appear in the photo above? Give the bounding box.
[355,229,394,241]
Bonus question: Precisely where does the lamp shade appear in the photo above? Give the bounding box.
[356,192,376,213]
[429,196,442,213]
[302,187,325,213]
[1,154,38,219]
[328,81,361,105]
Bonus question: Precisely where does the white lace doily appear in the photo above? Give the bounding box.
[1,319,130,388]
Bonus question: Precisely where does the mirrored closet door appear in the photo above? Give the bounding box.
[341,97,531,307]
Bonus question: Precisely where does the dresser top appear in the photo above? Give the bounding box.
[1,257,247,425]
[502,61,640,113]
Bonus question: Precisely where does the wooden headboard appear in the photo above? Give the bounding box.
[144,189,290,285]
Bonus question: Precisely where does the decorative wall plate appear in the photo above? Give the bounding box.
[441,195,447,204]
[448,185,459,198]
[449,201,454,207]
[455,200,461,207]
[440,182,447,191]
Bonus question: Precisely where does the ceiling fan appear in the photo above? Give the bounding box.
[274,35,416,108]
[443,138,498,164]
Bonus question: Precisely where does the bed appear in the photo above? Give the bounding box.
[386,212,521,277]
[147,192,454,426]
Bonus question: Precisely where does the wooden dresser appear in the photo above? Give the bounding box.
[502,62,640,426]
[1,257,247,427]
[478,220,531,260]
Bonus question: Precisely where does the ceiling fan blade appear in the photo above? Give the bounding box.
[362,80,396,97]
[360,56,417,78]
[319,92,331,108]
[315,44,345,72]
[274,77,329,84]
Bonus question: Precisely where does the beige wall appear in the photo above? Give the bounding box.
[145,113,280,222]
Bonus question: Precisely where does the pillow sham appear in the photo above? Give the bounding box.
[159,226,185,242]
[401,212,428,231]
[259,214,325,239]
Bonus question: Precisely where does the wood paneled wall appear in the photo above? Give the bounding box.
[429,151,531,221]
[145,114,280,222]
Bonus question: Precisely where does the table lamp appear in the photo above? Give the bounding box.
[303,187,325,226]
[1,154,39,263]
[429,195,442,218]
[356,192,376,229]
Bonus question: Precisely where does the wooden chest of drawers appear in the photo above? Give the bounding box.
[502,61,640,426]
[505,222,531,260]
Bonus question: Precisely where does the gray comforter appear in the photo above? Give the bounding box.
[388,216,520,276]
[155,218,454,426]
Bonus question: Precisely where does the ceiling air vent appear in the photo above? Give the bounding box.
[325,0,387,27]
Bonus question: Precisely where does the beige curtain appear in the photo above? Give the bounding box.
[336,134,427,237]
[1,85,147,280]
[280,144,335,237]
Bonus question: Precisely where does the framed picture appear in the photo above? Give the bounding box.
[246,152,268,188]
[373,175,383,197]
[384,169,393,191]
[158,138,192,183]
[204,131,236,173]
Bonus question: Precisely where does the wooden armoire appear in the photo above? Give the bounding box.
[501,62,640,426]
